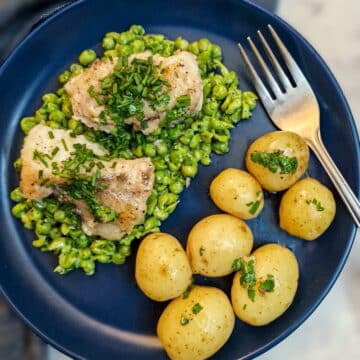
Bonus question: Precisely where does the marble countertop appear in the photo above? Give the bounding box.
[259,1,360,359]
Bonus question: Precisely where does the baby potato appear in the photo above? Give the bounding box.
[135,233,192,301]
[245,131,309,192]
[231,244,299,326]
[187,214,253,277]
[279,177,336,240]
[157,285,235,360]
[210,168,264,219]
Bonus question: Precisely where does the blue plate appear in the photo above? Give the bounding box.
[0,0,359,359]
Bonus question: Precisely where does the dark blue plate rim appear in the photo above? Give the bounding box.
[0,0,359,358]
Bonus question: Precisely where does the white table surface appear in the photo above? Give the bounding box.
[50,1,360,359]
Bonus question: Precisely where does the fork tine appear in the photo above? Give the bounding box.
[237,43,273,108]
[257,30,293,91]
[267,25,304,84]
[246,36,283,99]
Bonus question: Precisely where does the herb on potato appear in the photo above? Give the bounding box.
[250,150,298,174]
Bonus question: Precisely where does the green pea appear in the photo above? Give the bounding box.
[112,253,125,265]
[12,203,27,218]
[212,141,229,154]
[28,208,43,222]
[119,234,134,246]
[188,42,199,55]
[13,158,22,172]
[97,254,112,263]
[68,118,82,132]
[75,234,88,249]
[117,44,132,56]
[155,170,171,185]
[22,213,34,229]
[49,110,66,124]
[129,25,145,36]
[168,126,183,140]
[10,188,23,203]
[21,117,37,134]
[144,216,160,231]
[81,259,95,275]
[152,158,167,170]
[204,101,219,116]
[47,121,61,129]
[181,162,198,178]
[174,37,189,50]
[158,193,178,209]
[203,81,212,99]
[153,207,169,221]
[225,98,242,115]
[80,248,92,260]
[45,201,58,214]
[211,44,222,59]
[198,38,211,52]
[70,63,83,76]
[221,94,233,112]
[36,221,51,235]
[119,32,133,45]
[224,71,238,85]
[58,70,71,84]
[79,49,96,66]
[212,84,227,100]
[84,129,97,142]
[169,181,184,194]
[201,155,211,166]
[131,39,145,52]
[104,49,118,58]
[155,141,168,156]
[210,118,233,130]
[168,162,180,172]
[59,251,79,269]
[50,227,62,240]
[198,51,211,64]
[53,210,65,223]
[170,150,184,164]
[105,32,120,41]
[48,237,67,251]
[91,240,116,256]
[42,93,61,104]
[146,192,157,216]
[102,37,116,50]
[119,245,131,256]
[132,145,143,157]
[144,143,156,157]
[32,236,48,248]
[189,134,202,149]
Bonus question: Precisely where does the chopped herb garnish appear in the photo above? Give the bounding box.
[250,150,298,174]
[180,316,190,326]
[99,110,107,125]
[48,131,54,139]
[232,257,257,302]
[61,139,68,151]
[38,170,44,179]
[192,303,203,315]
[243,304,247,310]
[246,200,260,215]
[306,198,324,211]
[33,150,49,168]
[51,146,60,157]
[199,246,205,256]
[259,274,275,293]
[182,280,195,299]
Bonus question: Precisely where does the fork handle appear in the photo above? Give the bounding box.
[307,129,360,227]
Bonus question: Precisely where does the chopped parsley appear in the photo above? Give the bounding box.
[259,274,275,293]
[180,316,190,326]
[182,280,195,299]
[306,198,324,211]
[246,200,260,215]
[192,303,203,315]
[250,150,298,174]
[232,257,256,302]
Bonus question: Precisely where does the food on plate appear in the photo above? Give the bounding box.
[186,214,253,277]
[65,51,203,134]
[210,168,264,219]
[231,244,299,326]
[157,285,234,360]
[245,131,309,192]
[11,25,257,274]
[135,232,192,301]
[20,124,154,240]
[279,177,336,240]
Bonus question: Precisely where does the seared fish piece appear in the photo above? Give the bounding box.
[20,124,155,240]
[64,58,117,132]
[65,51,203,134]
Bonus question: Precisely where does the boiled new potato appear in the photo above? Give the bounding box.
[135,233,192,301]
[245,131,309,192]
[231,244,299,326]
[210,168,264,219]
[157,285,235,360]
[279,177,336,240]
[186,214,253,277]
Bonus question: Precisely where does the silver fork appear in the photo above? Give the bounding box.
[238,25,360,227]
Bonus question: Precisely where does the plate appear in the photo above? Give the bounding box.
[0,0,359,359]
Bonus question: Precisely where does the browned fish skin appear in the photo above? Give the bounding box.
[65,51,203,134]
[20,124,155,240]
